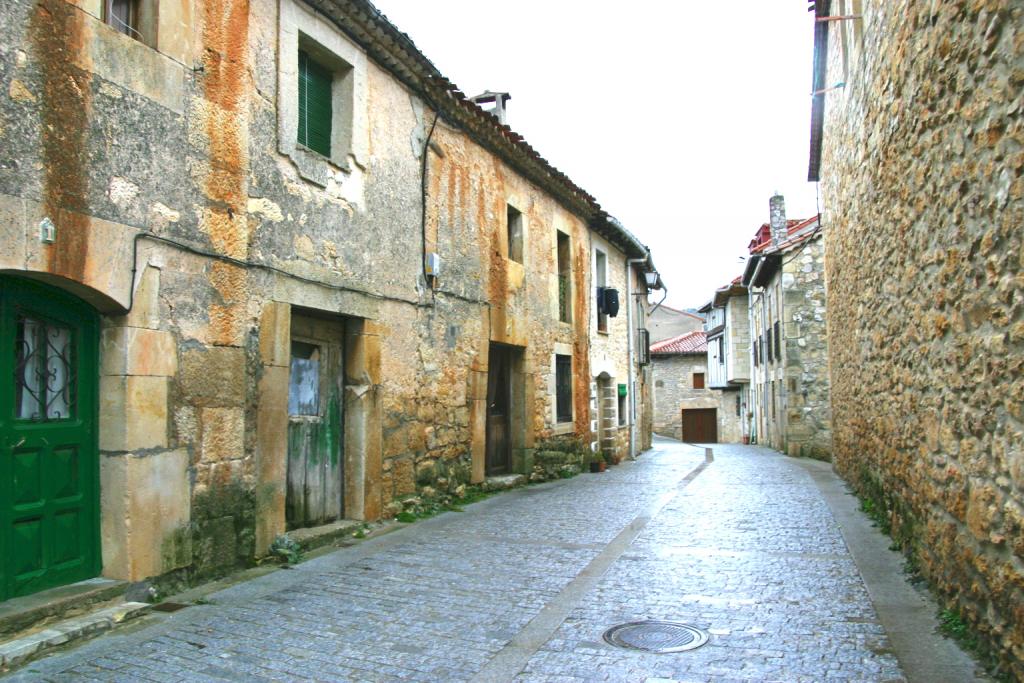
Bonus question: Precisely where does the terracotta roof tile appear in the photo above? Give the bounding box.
[650,331,707,355]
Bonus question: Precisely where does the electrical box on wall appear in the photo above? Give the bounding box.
[425,252,441,277]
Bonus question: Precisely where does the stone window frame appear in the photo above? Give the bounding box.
[278,0,369,187]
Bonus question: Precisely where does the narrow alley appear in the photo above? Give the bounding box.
[5,439,984,682]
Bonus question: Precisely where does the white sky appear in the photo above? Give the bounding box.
[371,1,820,310]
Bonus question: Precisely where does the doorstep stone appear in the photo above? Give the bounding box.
[483,474,527,491]
[0,578,127,638]
[0,602,150,671]
[288,519,365,553]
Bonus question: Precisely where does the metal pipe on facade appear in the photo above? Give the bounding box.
[625,256,648,460]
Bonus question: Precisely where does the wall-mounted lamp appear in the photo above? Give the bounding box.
[644,271,659,288]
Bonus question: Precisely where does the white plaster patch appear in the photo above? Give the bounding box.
[293,234,315,260]
[247,196,284,222]
[8,79,36,103]
[99,82,123,99]
[108,177,140,210]
[149,202,180,230]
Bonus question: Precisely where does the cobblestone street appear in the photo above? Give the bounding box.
[5,439,981,682]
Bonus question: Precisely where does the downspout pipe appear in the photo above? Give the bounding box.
[625,256,649,460]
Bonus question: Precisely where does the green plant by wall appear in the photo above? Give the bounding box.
[268,534,303,565]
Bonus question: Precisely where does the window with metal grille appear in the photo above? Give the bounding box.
[774,321,781,361]
[595,250,608,332]
[555,354,572,423]
[766,326,773,364]
[637,328,651,366]
[557,231,571,322]
[298,50,333,157]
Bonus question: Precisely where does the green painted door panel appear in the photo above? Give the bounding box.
[0,277,100,602]
[285,316,344,530]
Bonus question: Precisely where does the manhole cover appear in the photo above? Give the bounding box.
[602,620,709,653]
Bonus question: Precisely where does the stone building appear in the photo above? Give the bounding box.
[741,197,830,459]
[650,331,740,443]
[0,0,660,605]
[698,277,751,442]
[810,0,1023,676]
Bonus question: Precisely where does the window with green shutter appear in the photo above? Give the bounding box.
[298,50,333,157]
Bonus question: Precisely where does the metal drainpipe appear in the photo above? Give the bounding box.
[625,257,648,460]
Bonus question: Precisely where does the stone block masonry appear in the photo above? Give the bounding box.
[819,0,1024,677]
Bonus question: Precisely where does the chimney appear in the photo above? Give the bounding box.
[469,91,511,125]
[769,193,787,247]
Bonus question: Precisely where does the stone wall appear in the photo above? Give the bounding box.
[819,0,1023,676]
[0,0,644,593]
[781,235,831,459]
[652,354,741,443]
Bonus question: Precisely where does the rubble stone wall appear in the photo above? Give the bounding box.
[820,0,1024,675]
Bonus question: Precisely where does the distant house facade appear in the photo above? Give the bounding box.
[698,278,750,442]
[647,304,704,343]
[650,331,740,443]
[741,195,830,459]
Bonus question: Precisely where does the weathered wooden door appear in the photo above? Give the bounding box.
[682,408,718,443]
[0,277,100,601]
[286,315,344,529]
[485,344,511,476]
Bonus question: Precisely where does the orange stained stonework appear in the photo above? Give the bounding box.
[30,0,92,283]
[200,0,250,343]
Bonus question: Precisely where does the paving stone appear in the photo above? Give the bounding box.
[4,440,914,682]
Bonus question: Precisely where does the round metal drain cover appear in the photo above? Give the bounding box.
[603,620,709,653]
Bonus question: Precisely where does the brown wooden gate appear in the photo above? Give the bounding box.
[286,315,344,529]
[682,408,718,443]
[485,344,512,475]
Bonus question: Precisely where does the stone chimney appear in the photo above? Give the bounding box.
[769,193,787,247]
[469,91,511,125]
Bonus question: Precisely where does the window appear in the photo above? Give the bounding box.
[736,395,741,417]
[595,250,608,333]
[105,0,140,39]
[555,354,572,423]
[506,205,524,263]
[718,337,725,365]
[289,341,320,416]
[278,0,368,190]
[637,328,651,366]
[693,372,705,389]
[774,321,781,361]
[104,0,156,46]
[298,50,333,157]
[617,384,627,426]
[766,326,773,364]
[556,231,571,322]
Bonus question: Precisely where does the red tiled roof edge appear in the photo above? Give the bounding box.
[650,331,707,354]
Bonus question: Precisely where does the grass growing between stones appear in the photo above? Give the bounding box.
[853,467,1013,681]
[395,485,495,523]
[937,608,1012,682]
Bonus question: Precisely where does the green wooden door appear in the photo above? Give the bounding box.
[0,277,100,601]
[286,314,344,530]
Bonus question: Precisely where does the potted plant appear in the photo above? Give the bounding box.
[589,452,607,473]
